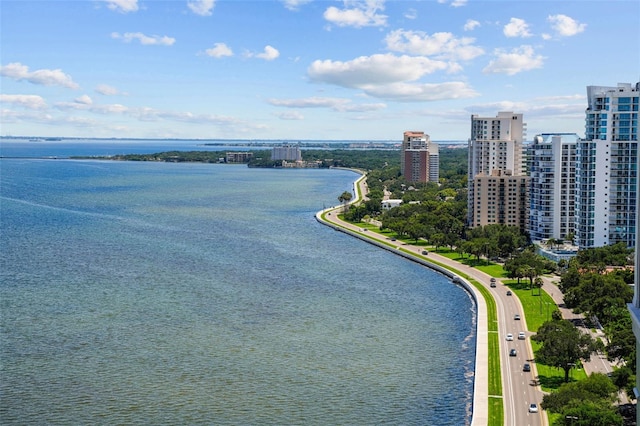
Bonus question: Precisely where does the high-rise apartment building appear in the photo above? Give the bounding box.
[272,143,302,161]
[467,112,528,229]
[631,165,640,426]
[428,142,439,183]
[575,82,640,248]
[400,131,439,183]
[471,170,529,229]
[528,133,578,241]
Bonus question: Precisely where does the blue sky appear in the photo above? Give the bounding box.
[1,0,638,141]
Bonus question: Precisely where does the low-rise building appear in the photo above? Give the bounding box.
[381,199,403,210]
[226,152,253,163]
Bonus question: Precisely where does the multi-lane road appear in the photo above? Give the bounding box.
[318,184,547,425]
[493,277,546,426]
[405,241,547,426]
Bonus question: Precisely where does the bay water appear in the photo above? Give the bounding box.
[0,140,475,425]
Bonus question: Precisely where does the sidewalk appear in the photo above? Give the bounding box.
[540,276,615,377]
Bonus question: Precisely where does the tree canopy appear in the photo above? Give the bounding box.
[542,373,623,425]
[532,319,604,383]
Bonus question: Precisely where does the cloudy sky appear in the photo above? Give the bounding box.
[1,0,638,140]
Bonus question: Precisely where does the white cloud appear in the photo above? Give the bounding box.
[281,0,311,11]
[526,103,586,118]
[438,0,467,7]
[205,42,233,58]
[547,14,586,37]
[483,45,544,75]
[188,0,216,16]
[464,19,480,31]
[104,0,138,13]
[62,116,99,127]
[534,94,585,102]
[338,102,387,112]
[251,45,280,61]
[92,104,129,114]
[54,99,128,114]
[384,29,484,61]
[324,0,387,28]
[95,84,121,95]
[74,95,93,105]
[129,107,260,131]
[0,62,79,89]
[361,81,478,102]
[308,53,449,88]
[276,111,304,120]
[446,62,463,74]
[267,96,386,112]
[404,8,417,20]
[269,97,350,109]
[0,94,47,109]
[111,32,176,46]
[466,100,585,119]
[503,18,532,38]
[307,54,477,102]
[53,101,89,111]
[466,101,526,114]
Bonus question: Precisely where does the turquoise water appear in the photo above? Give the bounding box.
[0,142,475,425]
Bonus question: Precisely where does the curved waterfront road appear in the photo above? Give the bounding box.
[317,173,547,426]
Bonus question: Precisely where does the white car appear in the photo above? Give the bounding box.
[518,332,526,340]
[506,333,513,341]
[528,403,539,413]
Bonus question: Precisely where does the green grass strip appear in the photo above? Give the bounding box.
[488,397,504,426]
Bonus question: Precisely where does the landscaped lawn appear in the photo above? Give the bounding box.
[504,279,557,331]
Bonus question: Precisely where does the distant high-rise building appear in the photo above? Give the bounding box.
[575,82,640,248]
[428,142,440,183]
[467,112,528,229]
[400,131,439,183]
[528,133,578,241]
[272,144,302,161]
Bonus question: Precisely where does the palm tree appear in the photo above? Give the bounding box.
[338,191,352,213]
[533,276,544,296]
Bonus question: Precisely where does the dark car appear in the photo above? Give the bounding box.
[523,363,531,372]
[506,290,512,296]
[490,282,496,288]
[514,314,521,320]
[509,349,517,357]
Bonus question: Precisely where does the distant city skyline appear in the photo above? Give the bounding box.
[1,0,638,140]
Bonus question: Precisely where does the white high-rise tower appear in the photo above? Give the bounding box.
[528,133,578,241]
[575,82,640,248]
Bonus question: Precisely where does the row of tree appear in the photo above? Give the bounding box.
[560,244,636,389]
[535,243,636,424]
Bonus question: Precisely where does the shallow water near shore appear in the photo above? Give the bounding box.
[1,144,475,425]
